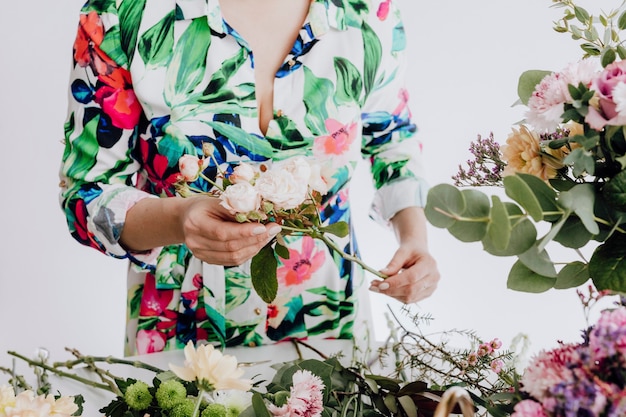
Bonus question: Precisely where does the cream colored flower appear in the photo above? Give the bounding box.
[219,181,262,214]
[255,168,308,210]
[0,385,16,414]
[501,125,563,180]
[169,341,253,392]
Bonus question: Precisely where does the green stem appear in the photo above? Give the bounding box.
[192,389,205,417]
[7,351,120,396]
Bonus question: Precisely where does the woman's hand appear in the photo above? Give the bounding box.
[368,207,440,304]
[120,195,280,266]
[180,196,280,265]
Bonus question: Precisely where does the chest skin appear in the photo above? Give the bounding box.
[218,0,311,135]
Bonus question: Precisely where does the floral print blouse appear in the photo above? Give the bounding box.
[59,0,428,356]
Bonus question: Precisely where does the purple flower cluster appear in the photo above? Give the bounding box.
[452,132,506,187]
[513,307,626,417]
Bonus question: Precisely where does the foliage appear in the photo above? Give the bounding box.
[425,0,626,294]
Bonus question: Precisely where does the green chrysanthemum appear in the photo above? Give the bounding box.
[169,398,196,417]
[155,379,187,410]
[124,381,153,411]
[201,403,227,417]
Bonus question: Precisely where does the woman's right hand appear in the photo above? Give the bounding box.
[120,195,281,266]
[179,196,281,265]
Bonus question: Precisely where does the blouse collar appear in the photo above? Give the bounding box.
[174,0,348,36]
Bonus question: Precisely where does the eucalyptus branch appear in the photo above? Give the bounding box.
[7,351,120,396]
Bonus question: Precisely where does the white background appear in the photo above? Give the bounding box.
[0,0,619,368]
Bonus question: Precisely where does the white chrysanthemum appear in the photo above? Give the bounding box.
[0,385,16,414]
[169,341,253,392]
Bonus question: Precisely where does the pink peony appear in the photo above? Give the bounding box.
[511,399,548,417]
[520,343,581,402]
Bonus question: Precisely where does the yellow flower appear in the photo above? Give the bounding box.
[169,341,253,392]
[501,125,564,180]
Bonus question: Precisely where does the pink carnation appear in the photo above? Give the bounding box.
[520,343,581,401]
[269,370,325,417]
[511,399,548,417]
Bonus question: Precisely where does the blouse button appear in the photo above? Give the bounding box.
[287,59,296,67]
[276,109,284,118]
[254,308,262,315]
[248,341,257,347]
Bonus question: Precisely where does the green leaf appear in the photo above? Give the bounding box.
[590,233,626,292]
[504,174,551,222]
[517,70,551,105]
[574,6,590,23]
[448,189,490,242]
[619,10,626,30]
[487,195,511,250]
[507,260,556,293]
[118,0,146,65]
[207,121,274,158]
[564,147,595,176]
[482,203,537,256]
[397,396,418,417]
[361,20,382,101]
[250,244,278,303]
[518,244,557,278]
[603,170,626,211]
[553,216,593,248]
[275,242,290,260]
[554,262,590,289]
[250,392,273,417]
[320,221,349,238]
[333,57,363,105]
[559,184,599,235]
[424,184,466,228]
[602,47,617,67]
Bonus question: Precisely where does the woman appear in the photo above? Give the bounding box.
[59,0,440,356]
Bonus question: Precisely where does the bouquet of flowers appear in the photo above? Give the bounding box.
[425,0,626,293]
[511,301,626,417]
[176,152,383,303]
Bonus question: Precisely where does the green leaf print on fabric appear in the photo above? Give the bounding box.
[118,0,147,65]
[128,283,143,320]
[361,21,382,101]
[167,17,212,100]
[82,0,117,14]
[196,50,251,105]
[206,121,274,158]
[62,114,76,162]
[266,116,310,152]
[391,21,406,54]
[224,272,252,312]
[343,0,370,27]
[100,26,130,68]
[333,57,364,106]
[138,11,175,69]
[154,245,190,289]
[371,158,414,188]
[303,67,336,136]
[63,116,101,181]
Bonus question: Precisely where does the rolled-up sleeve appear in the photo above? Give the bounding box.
[59,5,159,268]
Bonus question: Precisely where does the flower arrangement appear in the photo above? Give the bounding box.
[1,307,531,417]
[176,152,384,303]
[425,0,626,294]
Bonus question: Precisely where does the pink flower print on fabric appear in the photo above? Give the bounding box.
[139,273,174,317]
[277,236,325,287]
[313,119,358,157]
[136,329,167,354]
[377,0,391,20]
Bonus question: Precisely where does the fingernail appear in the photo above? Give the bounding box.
[369,286,380,293]
[378,282,390,291]
[268,225,282,236]
[252,226,266,235]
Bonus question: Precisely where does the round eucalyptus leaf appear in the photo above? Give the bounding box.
[553,216,593,248]
[449,189,490,242]
[425,184,466,228]
[482,203,537,256]
[507,260,556,293]
[554,262,590,289]
[603,170,626,212]
[589,233,626,292]
[518,244,557,278]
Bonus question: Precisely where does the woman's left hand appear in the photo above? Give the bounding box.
[369,243,439,303]
[368,206,440,304]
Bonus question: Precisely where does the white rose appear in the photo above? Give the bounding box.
[307,162,331,195]
[178,155,203,182]
[219,182,261,213]
[279,157,312,184]
[229,162,257,184]
[255,169,307,210]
